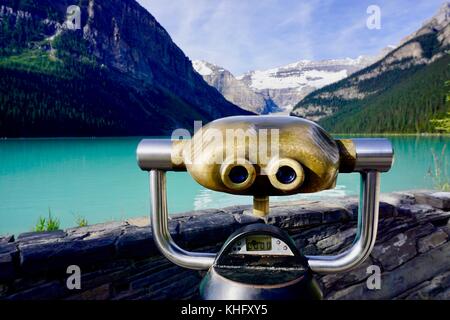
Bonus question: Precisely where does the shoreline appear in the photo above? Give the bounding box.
[332,133,450,137]
[1,133,450,140]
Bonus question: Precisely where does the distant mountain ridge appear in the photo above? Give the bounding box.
[0,0,252,137]
[291,2,450,133]
[238,56,379,113]
[193,55,383,114]
[192,60,276,114]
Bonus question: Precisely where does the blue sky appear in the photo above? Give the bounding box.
[138,0,446,75]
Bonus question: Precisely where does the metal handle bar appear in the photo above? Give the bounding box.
[150,170,215,270]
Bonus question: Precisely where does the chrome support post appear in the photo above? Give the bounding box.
[307,171,380,273]
[150,169,216,270]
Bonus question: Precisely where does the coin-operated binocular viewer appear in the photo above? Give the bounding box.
[137,116,393,300]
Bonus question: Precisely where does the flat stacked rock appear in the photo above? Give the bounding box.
[0,190,449,300]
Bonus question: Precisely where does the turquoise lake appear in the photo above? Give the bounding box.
[0,136,448,235]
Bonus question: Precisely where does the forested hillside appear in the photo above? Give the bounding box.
[317,54,450,133]
[0,0,252,137]
[0,34,207,136]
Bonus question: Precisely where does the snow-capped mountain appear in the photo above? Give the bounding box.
[193,55,384,114]
[237,56,378,113]
[192,60,277,114]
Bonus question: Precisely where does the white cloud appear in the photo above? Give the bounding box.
[138,0,323,74]
[137,0,446,74]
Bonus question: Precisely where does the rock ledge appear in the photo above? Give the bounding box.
[0,190,449,300]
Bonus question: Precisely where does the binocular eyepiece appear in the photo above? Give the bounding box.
[218,157,305,192]
[137,115,393,200]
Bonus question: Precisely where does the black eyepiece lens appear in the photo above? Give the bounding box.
[228,166,249,184]
[276,166,296,184]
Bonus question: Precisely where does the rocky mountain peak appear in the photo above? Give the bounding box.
[291,2,450,133]
[0,0,252,137]
[192,60,226,76]
[399,1,449,46]
[193,56,376,114]
[192,60,275,114]
[426,1,450,28]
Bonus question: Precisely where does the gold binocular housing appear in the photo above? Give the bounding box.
[138,116,393,216]
[137,116,394,272]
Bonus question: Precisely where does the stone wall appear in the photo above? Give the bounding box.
[0,190,449,300]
